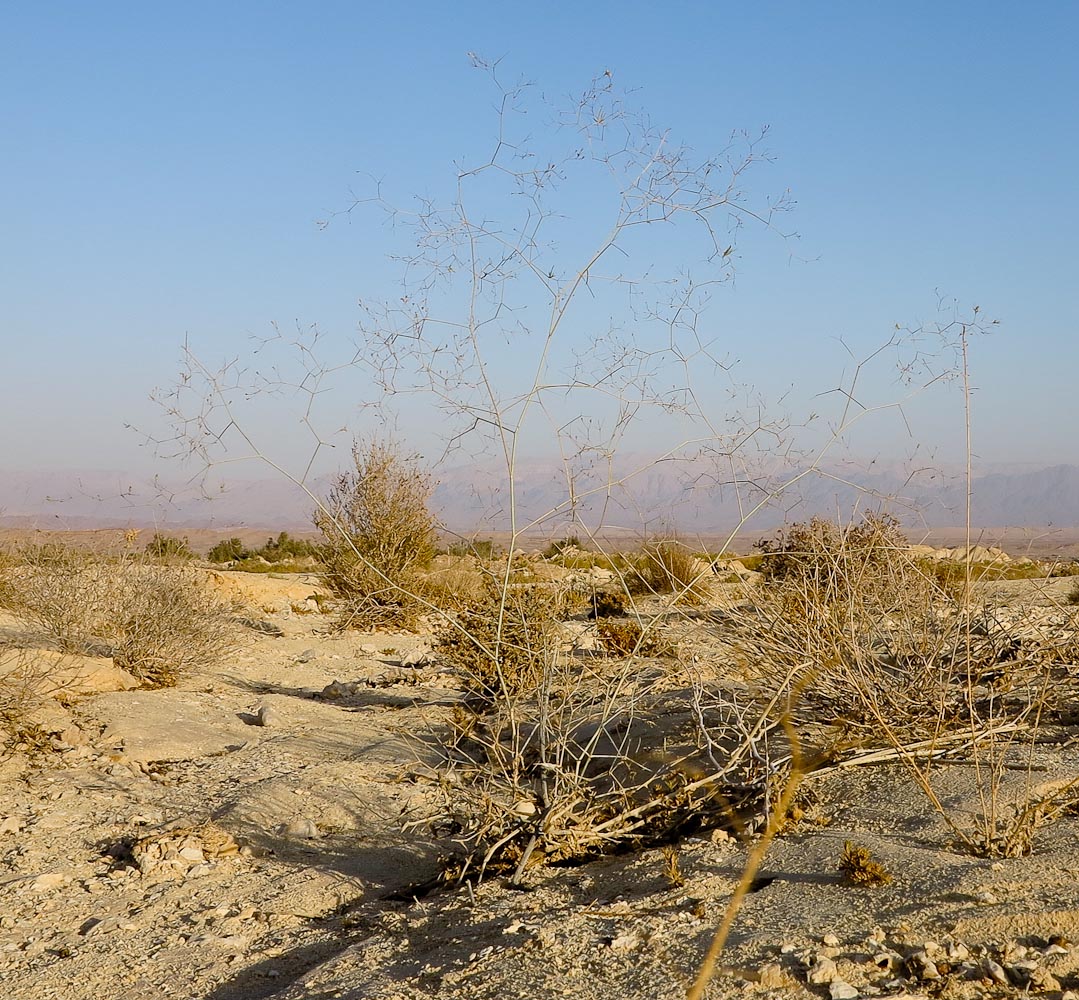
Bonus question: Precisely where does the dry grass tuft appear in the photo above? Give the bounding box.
[661,844,686,888]
[636,538,712,606]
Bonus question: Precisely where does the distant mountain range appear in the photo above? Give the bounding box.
[2,460,1078,534]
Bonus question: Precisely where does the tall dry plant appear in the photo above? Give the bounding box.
[145,60,1001,986]
[314,438,437,630]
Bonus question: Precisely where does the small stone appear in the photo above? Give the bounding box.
[400,648,431,668]
[757,963,786,988]
[829,981,858,1000]
[609,930,639,952]
[255,705,278,728]
[944,940,970,961]
[982,958,1009,985]
[906,949,940,980]
[282,818,320,839]
[295,649,318,664]
[27,872,68,893]
[822,932,840,947]
[871,951,900,973]
[808,957,839,984]
[0,817,24,835]
[975,890,999,904]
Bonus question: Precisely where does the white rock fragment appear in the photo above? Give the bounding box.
[906,949,940,980]
[26,872,67,893]
[829,981,858,1000]
[808,957,839,984]
[757,963,786,988]
[822,932,840,947]
[282,818,320,839]
[609,930,640,953]
[255,704,278,727]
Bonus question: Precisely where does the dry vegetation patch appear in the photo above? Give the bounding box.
[0,543,239,688]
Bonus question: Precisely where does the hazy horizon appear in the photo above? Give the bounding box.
[3,3,1077,492]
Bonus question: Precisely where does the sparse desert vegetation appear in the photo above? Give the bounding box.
[5,15,1079,1000]
[3,520,1079,998]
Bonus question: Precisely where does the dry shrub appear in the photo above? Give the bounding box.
[595,619,676,657]
[107,565,239,686]
[419,555,488,611]
[426,669,782,881]
[314,439,436,629]
[0,647,57,756]
[435,583,561,698]
[636,538,712,606]
[0,544,238,688]
[585,588,628,619]
[0,544,114,653]
[729,513,958,736]
[839,841,891,886]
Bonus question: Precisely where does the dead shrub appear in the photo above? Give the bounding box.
[0,646,72,758]
[595,619,677,657]
[0,544,114,653]
[420,556,488,611]
[729,514,959,737]
[314,439,436,630]
[838,841,891,886]
[107,566,239,686]
[0,545,238,688]
[584,588,628,619]
[434,583,561,698]
[636,538,712,606]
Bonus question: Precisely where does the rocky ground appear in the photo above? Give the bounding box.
[5,569,1079,999]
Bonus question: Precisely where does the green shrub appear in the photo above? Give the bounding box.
[207,537,249,563]
[446,538,497,559]
[144,534,195,562]
[543,535,583,559]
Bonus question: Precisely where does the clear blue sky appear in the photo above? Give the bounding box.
[2,1,1076,480]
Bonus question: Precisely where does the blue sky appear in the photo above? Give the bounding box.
[2,1,1076,481]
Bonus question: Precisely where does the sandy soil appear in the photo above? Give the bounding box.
[4,571,1079,999]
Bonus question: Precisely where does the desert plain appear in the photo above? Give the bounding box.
[4,536,1079,1000]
